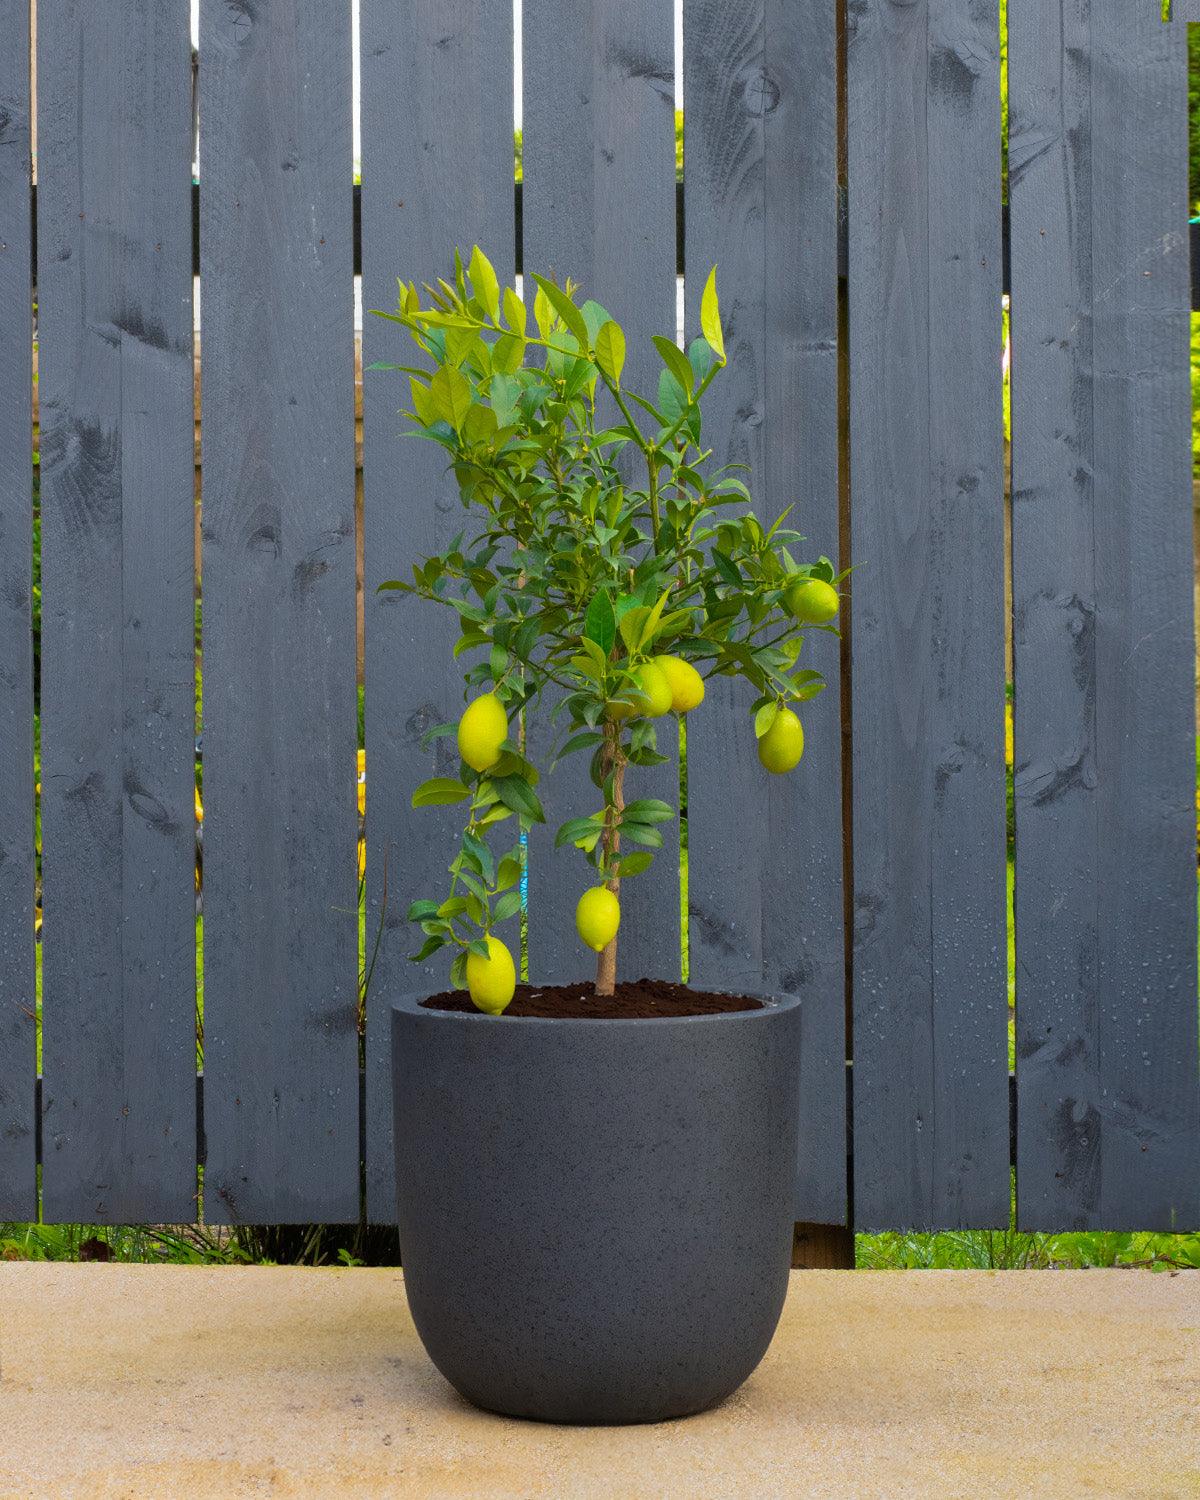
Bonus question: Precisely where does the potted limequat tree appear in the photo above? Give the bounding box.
[377,247,842,1425]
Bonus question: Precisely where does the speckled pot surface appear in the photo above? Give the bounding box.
[390,990,802,1425]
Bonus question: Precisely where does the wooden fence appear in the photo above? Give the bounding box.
[0,0,1197,1237]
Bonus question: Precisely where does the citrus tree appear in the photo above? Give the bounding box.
[376,247,843,1011]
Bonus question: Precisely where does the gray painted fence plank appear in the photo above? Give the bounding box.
[0,0,35,1220]
[1010,1,1199,1231]
[361,0,514,1222]
[37,0,197,1223]
[200,0,359,1223]
[847,0,1009,1229]
[522,0,679,989]
[683,0,846,1222]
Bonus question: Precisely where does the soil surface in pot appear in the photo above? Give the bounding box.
[420,977,764,1020]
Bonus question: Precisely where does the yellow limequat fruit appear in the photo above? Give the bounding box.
[576,886,621,952]
[783,576,840,624]
[457,693,508,772]
[607,659,673,721]
[656,654,705,713]
[466,935,516,1014]
[757,707,805,774]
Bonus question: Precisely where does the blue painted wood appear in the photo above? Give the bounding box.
[0,0,36,1221]
[360,0,515,1222]
[199,0,359,1223]
[683,0,846,1222]
[521,0,679,989]
[37,0,197,1223]
[847,0,1009,1229]
[1009,0,1199,1231]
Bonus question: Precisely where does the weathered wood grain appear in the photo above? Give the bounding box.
[683,0,846,1222]
[360,0,515,1222]
[200,0,359,1223]
[37,0,197,1222]
[522,0,679,988]
[847,0,1009,1229]
[0,0,36,1220]
[1009,0,1198,1230]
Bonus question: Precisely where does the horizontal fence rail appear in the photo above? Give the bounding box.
[1,0,1197,1233]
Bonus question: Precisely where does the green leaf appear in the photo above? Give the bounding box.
[579,299,612,343]
[621,798,674,824]
[496,855,522,891]
[489,371,520,426]
[711,550,742,589]
[617,851,654,878]
[652,334,695,394]
[617,605,651,654]
[491,774,546,823]
[619,822,664,849]
[430,364,474,430]
[466,937,492,959]
[687,335,715,385]
[462,831,494,885]
[594,320,626,386]
[468,246,501,321]
[493,890,522,924]
[450,950,470,990]
[555,730,604,762]
[584,589,617,657]
[700,266,726,363]
[407,899,441,922]
[412,777,471,807]
[411,935,447,963]
[555,816,606,850]
[530,274,590,350]
[626,746,671,767]
[754,702,780,739]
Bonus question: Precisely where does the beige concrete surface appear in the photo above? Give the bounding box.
[1,1264,1197,1500]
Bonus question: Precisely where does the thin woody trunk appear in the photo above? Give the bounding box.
[595,723,625,996]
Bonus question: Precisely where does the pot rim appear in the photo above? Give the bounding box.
[391,988,800,1026]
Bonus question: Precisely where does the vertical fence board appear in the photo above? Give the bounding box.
[847,0,1008,1229]
[361,0,514,1222]
[37,0,196,1222]
[683,0,845,1220]
[522,0,679,988]
[0,0,35,1220]
[1010,2,1199,1231]
[200,0,358,1223]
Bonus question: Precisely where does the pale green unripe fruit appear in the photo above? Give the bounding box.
[757,708,805,774]
[783,577,840,624]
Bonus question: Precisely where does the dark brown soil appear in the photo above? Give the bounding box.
[420,976,764,1020]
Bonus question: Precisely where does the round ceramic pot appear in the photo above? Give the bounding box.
[390,990,801,1425]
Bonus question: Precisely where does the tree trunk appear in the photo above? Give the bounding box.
[594,724,625,996]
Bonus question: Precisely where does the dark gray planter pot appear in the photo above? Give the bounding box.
[391,990,802,1425]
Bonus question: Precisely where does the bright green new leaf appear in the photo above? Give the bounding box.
[754,703,780,740]
[530,274,590,350]
[492,332,527,374]
[492,890,522,924]
[430,364,474,431]
[700,266,726,363]
[469,246,501,322]
[409,376,439,428]
[594,320,626,386]
[503,285,526,334]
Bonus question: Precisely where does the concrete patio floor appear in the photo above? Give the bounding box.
[1,1263,1197,1499]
